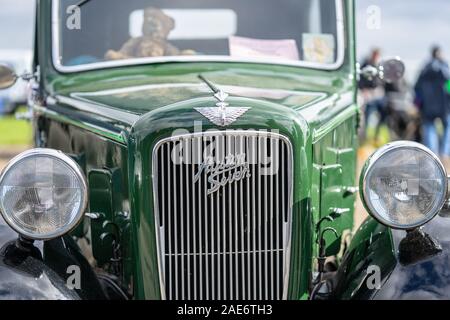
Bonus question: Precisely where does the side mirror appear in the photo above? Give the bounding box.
[359,57,406,83]
[0,64,18,89]
[379,57,406,83]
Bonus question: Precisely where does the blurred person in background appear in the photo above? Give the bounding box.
[358,48,387,143]
[384,77,422,142]
[414,45,450,159]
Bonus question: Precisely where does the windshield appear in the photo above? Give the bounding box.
[54,0,342,71]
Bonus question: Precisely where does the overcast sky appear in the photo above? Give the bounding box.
[1,0,449,82]
[356,0,450,82]
[0,0,35,50]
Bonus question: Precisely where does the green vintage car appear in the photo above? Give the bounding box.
[0,0,448,300]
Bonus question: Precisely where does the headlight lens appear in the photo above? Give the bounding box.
[360,141,448,229]
[0,149,87,240]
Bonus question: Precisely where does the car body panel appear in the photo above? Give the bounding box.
[70,82,326,116]
[0,220,106,300]
[374,216,450,300]
[334,214,450,300]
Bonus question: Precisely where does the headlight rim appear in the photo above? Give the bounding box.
[360,141,448,230]
[0,148,88,240]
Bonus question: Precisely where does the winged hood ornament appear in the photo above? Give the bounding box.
[195,75,250,127]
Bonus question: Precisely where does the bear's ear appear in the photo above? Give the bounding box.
[164,14,175,31]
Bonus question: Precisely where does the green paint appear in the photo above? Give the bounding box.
[333,218,396,299]
[18,0,395,300]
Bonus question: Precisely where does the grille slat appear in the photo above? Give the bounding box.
[257,136,262,299]
[167,144,172,300]
[269,138,273,299]
[174,142,179,300]
[252,136,257,299]
[204,136,210,300]
[193,138,198,300]
[217,135,222,300]
[239,136,245,300]
[199,138,204,300]
[246,137,251,299]
[180,139,185,300]
[153,131,292,300]
[228,135,234,300]
[276,140,281,300]
[185,138,191,300]
[220,134,226,299]
[210,136,215,300]
[264,137,269,299]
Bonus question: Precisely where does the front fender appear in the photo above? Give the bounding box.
[332,217,396,299]
[0,221,106,300]
[334,214,450,299]
[0,239,79,300]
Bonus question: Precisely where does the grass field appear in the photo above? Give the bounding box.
[364,124,390,147]
[0,115,32,147]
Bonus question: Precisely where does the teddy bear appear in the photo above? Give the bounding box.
[105,7,194,60]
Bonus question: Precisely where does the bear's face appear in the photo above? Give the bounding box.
[142,7,175,39]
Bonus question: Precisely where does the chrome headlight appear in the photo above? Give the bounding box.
[0,148,87,240]
[360,141,448,229]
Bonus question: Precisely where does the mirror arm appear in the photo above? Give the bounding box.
[12,71,37,82]
[19,72,35,82]
[357,57,405,83]
[359,65,379,80]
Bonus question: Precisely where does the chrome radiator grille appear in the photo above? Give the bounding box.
[152,131,292,300]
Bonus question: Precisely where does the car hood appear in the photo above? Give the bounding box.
[50,67,353,137]
[68,82,327,116]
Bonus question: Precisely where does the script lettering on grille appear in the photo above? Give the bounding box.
[193,153,251,194]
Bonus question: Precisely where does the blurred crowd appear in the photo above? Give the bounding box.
[359,46,450,163]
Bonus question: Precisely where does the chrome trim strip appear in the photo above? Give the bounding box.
[33,104,128,145]
[55,95,140,125]
[152,130,294,300]
[52,0,346,73]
